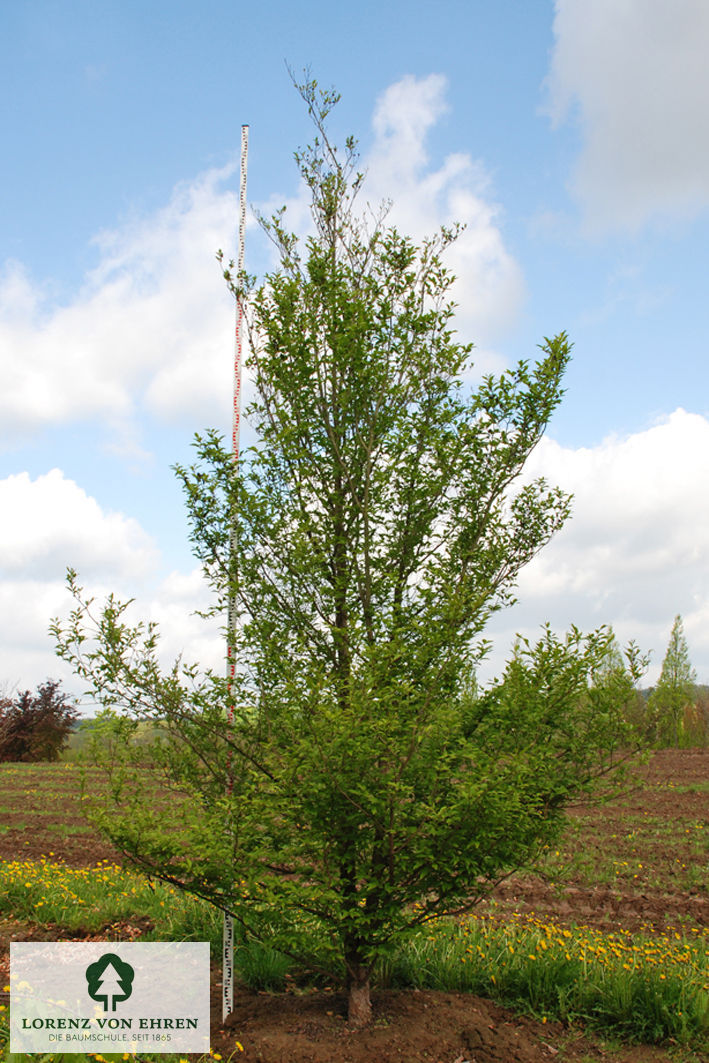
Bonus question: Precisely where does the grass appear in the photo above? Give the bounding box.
[0,857,707,1051]
[0,857,221,944]
[384,911,709,1045]
[532,806,708,894]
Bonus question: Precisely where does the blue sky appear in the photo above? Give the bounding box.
[2,0,709,700]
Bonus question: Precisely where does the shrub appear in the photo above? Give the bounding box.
[0,680,78,762]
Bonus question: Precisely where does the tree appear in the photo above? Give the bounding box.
[649,614,696,746]
[53,78,643,1027]
[588,631,651,742]
[0,680,78,762]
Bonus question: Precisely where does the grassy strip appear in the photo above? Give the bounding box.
[1,859,707,1048]
[384,911,709,1045]
[0,858,220,945]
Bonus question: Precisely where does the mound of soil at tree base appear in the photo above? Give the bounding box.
[211,985,677,1063]
[217,988,563,1062]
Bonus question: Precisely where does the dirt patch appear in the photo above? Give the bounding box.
[217,987,573,1063]
[488,879,709,936]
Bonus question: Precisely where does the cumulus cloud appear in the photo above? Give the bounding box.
[0,469,222,698]
[4,414,709,699]
[251,74,524,365]
[1,75,522,449]
[366,75,524,353]
[0,167,240,444]
[0,72,530,697]
[0,469,158,580]
[483,409,709,684]
[0,566,223,705]
[0,470,158,695]
[0,579,82,695]
[546,0,709,231]
[146,567,223,673]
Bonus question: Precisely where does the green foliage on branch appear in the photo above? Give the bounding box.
[52,77,646,1025]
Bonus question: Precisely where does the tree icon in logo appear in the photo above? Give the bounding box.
[85,953,135,1012]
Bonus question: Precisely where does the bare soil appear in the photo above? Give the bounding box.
[0,750,707,1062]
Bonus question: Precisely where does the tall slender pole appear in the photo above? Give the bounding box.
[223,123,249,1023]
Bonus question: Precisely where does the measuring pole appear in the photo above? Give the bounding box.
[223,122,249,1023]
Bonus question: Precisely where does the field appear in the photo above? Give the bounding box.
[0,749,707,1063]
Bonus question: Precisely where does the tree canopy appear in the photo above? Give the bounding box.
[53,77,644,1027]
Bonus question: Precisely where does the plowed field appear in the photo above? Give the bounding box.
[1,749,707,1063]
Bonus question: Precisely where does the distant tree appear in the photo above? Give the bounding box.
[588,631,650,742]
[0,680,78,762]
[649,615,697,747]
[692,685,709,747]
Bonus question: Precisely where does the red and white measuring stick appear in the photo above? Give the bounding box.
[223,122,249,1023]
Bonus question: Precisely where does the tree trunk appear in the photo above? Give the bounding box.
[347,964,372,1028]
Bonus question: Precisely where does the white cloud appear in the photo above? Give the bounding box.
[546,0,709,231]
[146,567,223,674]
[0,469,158,580]
[4,412,709,701]
[483,409,709,684]
[0,73,531,699]
[0,469,222,700]
[0,567,224,707]
[0,579,83,696]
[366,75,524,351]
[0,76,523,451]
[0,168,239,444]
[0,469,159,697]
[253,75,524,363]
